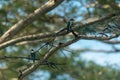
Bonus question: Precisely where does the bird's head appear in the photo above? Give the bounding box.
[30,49,34,53]
[69,18,74,21]
[69,19,74,23]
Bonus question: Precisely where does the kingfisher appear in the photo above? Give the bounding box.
[30,49,36,63]
[66,18,74,32]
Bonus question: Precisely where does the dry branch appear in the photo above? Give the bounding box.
[0,13,119,50]
[0,0,64,44]
[17,33,118,79]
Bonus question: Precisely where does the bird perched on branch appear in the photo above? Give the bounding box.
[66,18,74,32]
[30,49,36,63]
[66,18,78,38]
[55,18,78,38]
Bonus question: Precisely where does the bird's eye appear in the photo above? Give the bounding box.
[31,49,34,51]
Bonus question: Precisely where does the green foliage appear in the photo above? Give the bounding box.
[0,0,120,80]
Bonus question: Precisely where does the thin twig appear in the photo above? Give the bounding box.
[0,13,118,50]
[17,33,118,79]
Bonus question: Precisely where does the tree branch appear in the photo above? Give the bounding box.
[77,48,120,53]
[0,33,56,50]
[0,32,118,50]
[103,40,120,44]
[0,0,64,44]
[17,34,118,79]
[0,56,32,60]
[0,13,119,50]
[73,13,118,31]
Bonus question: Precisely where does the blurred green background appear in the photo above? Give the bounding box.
[0,0,120,80]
